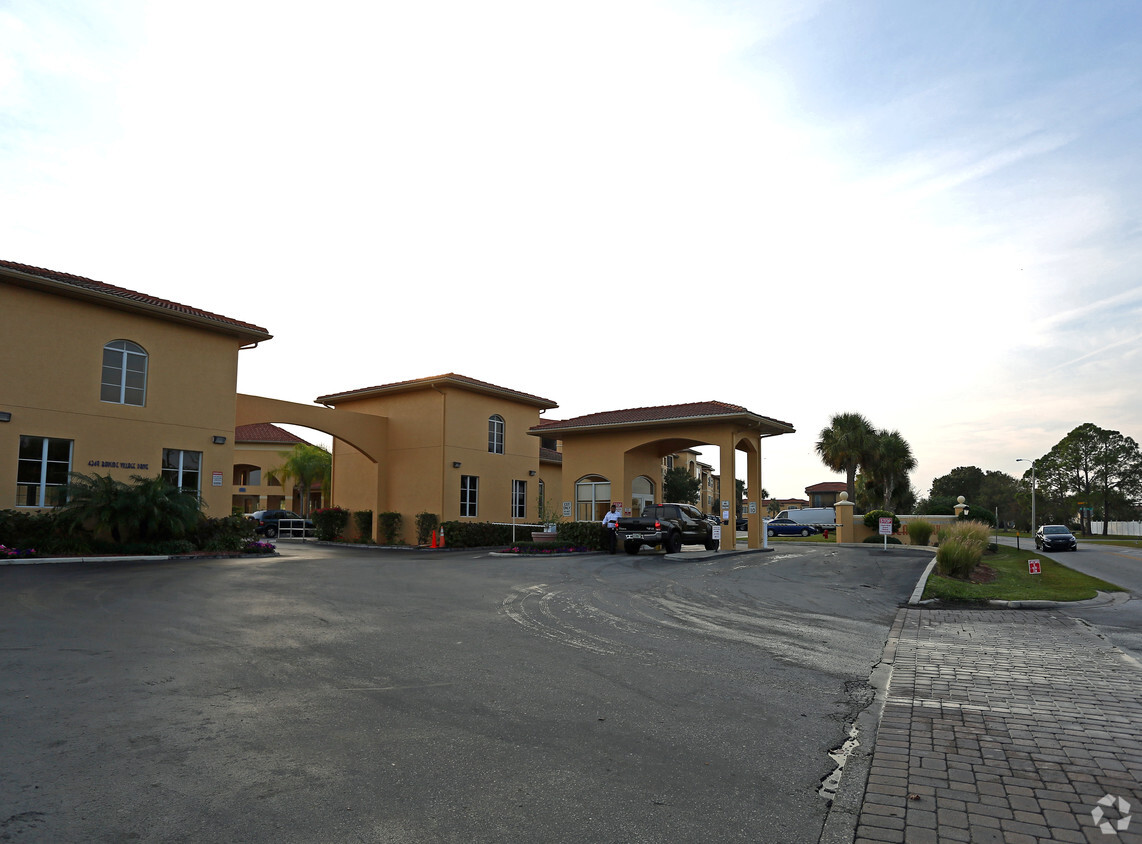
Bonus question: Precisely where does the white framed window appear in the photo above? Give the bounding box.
[101,340,148,406]
[488,415,504,454]
[162,449,201,492]
[512,479,526,519]
[460,475,479,517]
[16,436,73,507]
[575,476,611,521]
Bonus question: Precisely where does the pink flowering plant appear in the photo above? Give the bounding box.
[0,544,36,559]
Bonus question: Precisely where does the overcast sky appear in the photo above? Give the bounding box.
[4,1,1141,503]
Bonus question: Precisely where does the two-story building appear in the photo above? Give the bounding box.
[1,259,270,517]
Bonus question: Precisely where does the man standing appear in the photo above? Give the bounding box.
[602,504,620,554]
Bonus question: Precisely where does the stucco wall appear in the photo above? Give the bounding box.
[1,283,244,516]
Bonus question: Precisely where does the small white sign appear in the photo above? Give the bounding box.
[712,525,721,541]
[212,471,223,487]
[879,517,893,535]
[563,501,573,517]
[1028,559,1042,575]
[748,502,757,514]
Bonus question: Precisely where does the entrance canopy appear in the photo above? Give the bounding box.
[530,401,794,550]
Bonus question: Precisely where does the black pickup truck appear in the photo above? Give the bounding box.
[615,503,719,554]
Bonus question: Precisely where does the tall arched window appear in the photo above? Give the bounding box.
[575,475,611,521]
[488,415,505,454]
[101,340,148,406]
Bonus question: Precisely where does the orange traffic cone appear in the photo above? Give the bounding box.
[439,527,446,548]
[430,530,438,548]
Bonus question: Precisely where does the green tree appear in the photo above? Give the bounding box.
[1034,424,1142,534]
[663,467,701,504]
[815,412,877,505]
[928,466,1027,528]
[861,429,916,512]
[268,444,333,517]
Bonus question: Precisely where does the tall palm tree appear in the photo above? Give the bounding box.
[815,412,876,504]
[268,444,332,517]
[868,429,917,511]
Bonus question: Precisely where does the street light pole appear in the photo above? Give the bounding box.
[1017,458,1037,532]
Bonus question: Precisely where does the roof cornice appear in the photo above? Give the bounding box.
[317,373,558,410]
[1,259,272,344]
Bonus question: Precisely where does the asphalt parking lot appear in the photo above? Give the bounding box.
[0,543,930,843]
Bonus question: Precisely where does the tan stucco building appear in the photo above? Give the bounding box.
[5,259,796,550]
[1,259,270,517]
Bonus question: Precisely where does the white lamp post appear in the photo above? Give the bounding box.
[1016,458,1036,532]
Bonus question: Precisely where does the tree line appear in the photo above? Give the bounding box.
[816,414,1142,532]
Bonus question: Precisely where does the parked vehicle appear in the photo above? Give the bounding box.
[736,516,748,531]
[765,518,820,537]
[248,509,315,538]
[1035,524,1077,552]
[616,503,719,554]
[774,507,836,526]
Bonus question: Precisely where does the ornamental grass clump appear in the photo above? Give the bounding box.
[936,520,991,579]
[908,519,934,547]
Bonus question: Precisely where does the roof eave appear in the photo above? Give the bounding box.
[4,268,272,344]
[319,376,558,410]
[530,412,795,437]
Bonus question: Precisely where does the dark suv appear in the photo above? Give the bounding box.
[1035,524,1077,552]
[248,509,315,538]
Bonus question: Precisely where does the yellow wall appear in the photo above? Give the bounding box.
[231,441,303,514]
[1,282,247,516]
[326,383,545,539]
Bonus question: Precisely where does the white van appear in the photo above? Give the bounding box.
[774,507,836,526]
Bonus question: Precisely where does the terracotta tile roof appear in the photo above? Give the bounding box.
[0,258,271,341]
[235,423,312,445]
[317,373,558,409]
[530,401,794,434]
[805,482,846,493]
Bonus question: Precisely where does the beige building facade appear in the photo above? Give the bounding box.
[1,260,270,518]
[5,259,796,551]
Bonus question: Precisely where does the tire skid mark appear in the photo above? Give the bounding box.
[501,584,620,655]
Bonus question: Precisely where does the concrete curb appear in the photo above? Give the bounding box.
[0,551,277,566]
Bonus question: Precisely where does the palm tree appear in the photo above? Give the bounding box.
[58,472,202,543]
[57,472,134,542]
[268,444,332,517]
[867,429,917,511]
[815,412,876,504]
[127,474,204,541]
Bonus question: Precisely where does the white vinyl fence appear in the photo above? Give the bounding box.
[1090,521,1142,536]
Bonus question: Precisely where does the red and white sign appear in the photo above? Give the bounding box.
[879,517,893,535]
[1028,559,1042,575]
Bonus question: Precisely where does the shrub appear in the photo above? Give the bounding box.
[439,521,519,548]
[378,512,403,545]
[936,520,991,578]
[353,510,373,542]
[312,507,350,541]
[907,519,934,547]
[557,521,607,551]
[415,512,439,545]
[191,515,257,552]
[862,510,901,533]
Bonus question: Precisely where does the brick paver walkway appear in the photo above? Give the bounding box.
[855,609,1142,844]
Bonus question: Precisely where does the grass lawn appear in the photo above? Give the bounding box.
[922,544,1125,603]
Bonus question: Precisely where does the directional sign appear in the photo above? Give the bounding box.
[1028,559,1042,575]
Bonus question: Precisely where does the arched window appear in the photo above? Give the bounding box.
[101,340,148,406]
[488,415,504,454]
[575,475,611,521]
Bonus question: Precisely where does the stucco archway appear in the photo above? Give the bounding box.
[531,402,794,550]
